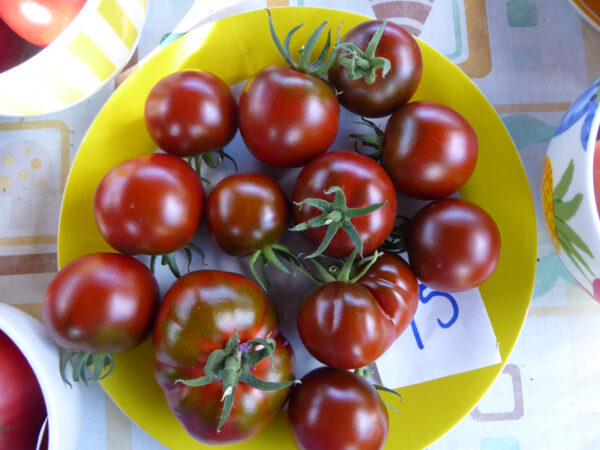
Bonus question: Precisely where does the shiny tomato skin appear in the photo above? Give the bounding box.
[206,173,289,256]
[382,101,478,199]
[238,65,340,167]
[0,19,32,73]
[406,198,501,292]
[0,331,46,450]
[153,270,295,445]
[288,367,389,450]
[297,252,418,369]
[328,20,422,118]
[292,151,397,258]
[94,153,204,255]
[357,251,419,337]
[43,252,160,353]
[144,70,238,157]
[0,0,86,47]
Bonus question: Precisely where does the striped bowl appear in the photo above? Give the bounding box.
[0,0,147,117]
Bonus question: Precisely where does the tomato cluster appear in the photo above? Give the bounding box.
[41,11,502,449]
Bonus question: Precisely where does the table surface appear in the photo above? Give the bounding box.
[1,1,599,449]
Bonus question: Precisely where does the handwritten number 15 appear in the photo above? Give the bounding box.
[411,284,459,350]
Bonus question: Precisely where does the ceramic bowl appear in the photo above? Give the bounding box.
[0,302,83,450]
[0,0,147,116]
[542,76,600,302]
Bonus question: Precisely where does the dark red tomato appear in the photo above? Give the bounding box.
[144,70,238,157]
[238,65,340,167]
[382,101,478,199]
[43,252,160,353]
[297,252,418,369]
[292,151,397,258]
[288,367,389,450]
[406,197,501,292]
[206,173,289,256]
[0,0,86,47]
[154,270,295,444]
[0,19,33,73]
[328,20,422,118]
[94,153,204,255]
[0,331,46,450]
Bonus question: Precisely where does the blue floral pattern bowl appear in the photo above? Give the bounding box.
[542,77,600,302]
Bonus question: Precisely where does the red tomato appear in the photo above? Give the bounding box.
[43,252,160,353]
[329,20,422,118]
[0,19,35,73]
[288,367,389,450]
[0,331,46,450]
[0,0,86,47]
[238,65,340,167]
[154,270,295,444]
[144,70,238,157]
[206,173,289,256]
[94,153,204,255]
[406,198,501,292]
[292,151,397,258]
[297,252,418,369]
[382,101,478,199]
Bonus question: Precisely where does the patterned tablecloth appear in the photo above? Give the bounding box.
[1,1,599,449]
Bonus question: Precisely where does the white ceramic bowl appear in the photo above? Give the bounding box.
[542,76,600,302]
[0,0,147,116]
[0,302,83,450]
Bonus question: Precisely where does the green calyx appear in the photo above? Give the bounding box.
[267,9,341,76]
[353,366,404,414]
[60,351,115,388]
[337,20,391,84]
[350,117,386,160]
[290,186,386,258]
[176,332,298,433]
[291,248,382,286]
[150,242,206,278]
[248,243,300,291]
[188,149,238,184]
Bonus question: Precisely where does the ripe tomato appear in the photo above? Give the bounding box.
[154,270,295,445]
[144,70,238,157]
[0,0,86,47]
[292,151,397,258]
[94,153,204,255]
[288,367,389,450]
[328,20,422,118]
[0,19,34,73]
[206,173,289,256]
[297,252,418,369]
[406,198,501,292]
[382,101,478,199]
[238,65,340,167]
[0,331,46,450]
[43,252,160,354]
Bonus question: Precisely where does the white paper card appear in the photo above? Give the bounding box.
[375,284,501,389]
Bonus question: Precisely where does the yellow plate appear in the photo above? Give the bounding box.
[57,7,537,449]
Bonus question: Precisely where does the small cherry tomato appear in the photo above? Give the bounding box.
[288,367,389,450]
[144,70,238,157]
[206,173,289,256]
[43,252,160,354]
[0,0,86,47]
[406,197,501,292]
[239,65,340,167]
[328,20,422,118]
[297,252,418,369]
[292,151,397,258]
[94,153,204,255]
[382,101,478,199]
